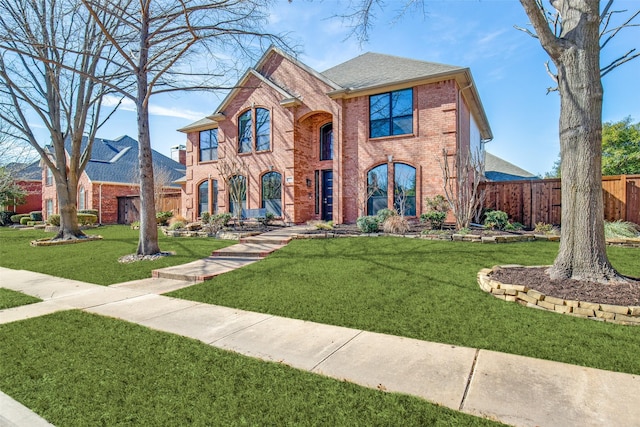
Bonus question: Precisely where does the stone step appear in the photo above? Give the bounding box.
[211,243,286,258]
[239,236,292,245]
[152,257,259,282]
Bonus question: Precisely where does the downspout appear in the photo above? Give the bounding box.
[99,183,103,224]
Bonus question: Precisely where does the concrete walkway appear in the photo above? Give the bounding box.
[1,226,639,426]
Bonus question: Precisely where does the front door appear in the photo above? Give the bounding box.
[321,170,333,221]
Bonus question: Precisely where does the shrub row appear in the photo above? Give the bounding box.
[47,213,97,226]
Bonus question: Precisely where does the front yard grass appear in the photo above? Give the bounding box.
[170,237,640,376]
[0,310,500,426]
[0,226,234,285]
[0,288,41,309]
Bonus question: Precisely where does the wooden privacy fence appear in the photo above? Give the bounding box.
[480,174,640,229]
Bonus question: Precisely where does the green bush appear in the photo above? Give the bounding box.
[484,210,509,230]
[77,213,97,225]
[48,214,61,226]
[10,214,30,224]
[0,211,15,225]
[156,211,174,226]
[420,211,447,230]
[20,216,30,225]
[375,208,396,224]
[169,221,185,230]
[29,211,43,221]
[213,213,232,227]
[425,195,450,213]
[200,212,210,224]
[259,212,275,226]
[505,221,524,231]
[356,216,379,233]
[78,209,98,216]
[533,222,556,235]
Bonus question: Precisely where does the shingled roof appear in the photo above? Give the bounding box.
[321,52,465,91]
[57,135,185,187]
[484,152,537,181]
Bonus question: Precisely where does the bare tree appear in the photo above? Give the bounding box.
[153,165,175,213]
[344,0,639,283]
[216,155,248,222]
[518,0,639,283]
[438,147,485,230]
[0,0,121,240]
[0,166,26,209]
[82,0,289,255]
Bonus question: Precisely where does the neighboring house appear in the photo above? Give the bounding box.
[179,47,492,224]
[3,161,42,213]
[484,152,538,181]
[42,136,186,224]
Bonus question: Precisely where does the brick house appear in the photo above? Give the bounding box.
[42,136,185,224]
[3,161,42,214]
[178,47,492,224]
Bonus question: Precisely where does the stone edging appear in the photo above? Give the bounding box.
[477,265,640,325]
[30,235,103,246]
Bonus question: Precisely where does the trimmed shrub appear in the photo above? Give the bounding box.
[11,214,30,224]
[357,216,379,233]
[420,211,447,230]
[78,209,99,216]
[212,213,232,227]
[169,221,185,230]
[48,214,61,226]
[29,211,43,221]
[484,210,509,230]
[20,216,31,225]
[156,211,174,226]
[200,212,210,224]
[375,208,397,224]
[382,215,409,234]
[0,211,15,225]
[77,213,97,225]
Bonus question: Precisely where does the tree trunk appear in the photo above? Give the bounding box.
[547,1,621,282]
[135,13,160,256]
[53,178,85,240]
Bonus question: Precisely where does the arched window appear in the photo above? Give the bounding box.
[320,123,333,161]
[262,172,282,216]
[393,163,416,216]
[238,110,252,153]
[78,186,85,210]
[228,175,246,216]
[198,181,208,216]
[367,164,388,215]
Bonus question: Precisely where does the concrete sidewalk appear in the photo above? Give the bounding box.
[1,227,640,426]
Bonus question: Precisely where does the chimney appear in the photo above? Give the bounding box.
[171,144,186,165]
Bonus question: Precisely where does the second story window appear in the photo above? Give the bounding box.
[45,167,53,186]
[369,88,413,138]
[238,107,270,153]
[199,128,218,162]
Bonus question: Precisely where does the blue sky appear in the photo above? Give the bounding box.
[97,0,640,176]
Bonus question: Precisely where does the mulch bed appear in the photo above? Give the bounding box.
[491,267,640,306]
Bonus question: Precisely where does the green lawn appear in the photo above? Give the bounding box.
[0,288,41,309]
[0,311,501,426]
[170,237,640,376]
[0,226,234,285]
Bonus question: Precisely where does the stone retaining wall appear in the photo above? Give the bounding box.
[477,265,640,325]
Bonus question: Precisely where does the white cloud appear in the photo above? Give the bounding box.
[101,95,205,121]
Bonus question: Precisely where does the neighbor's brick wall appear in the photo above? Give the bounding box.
[5,180,42,214]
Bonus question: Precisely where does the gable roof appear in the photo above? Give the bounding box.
[321,52,464,91]
[179,47,492,140]
[6,160,41,181]
[484,152,537,181]
[57,135,185,187]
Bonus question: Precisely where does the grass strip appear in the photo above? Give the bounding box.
[0,226,234,285]
[170,237,640,375]
[0,288,41,309]
[0,311,501,426]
